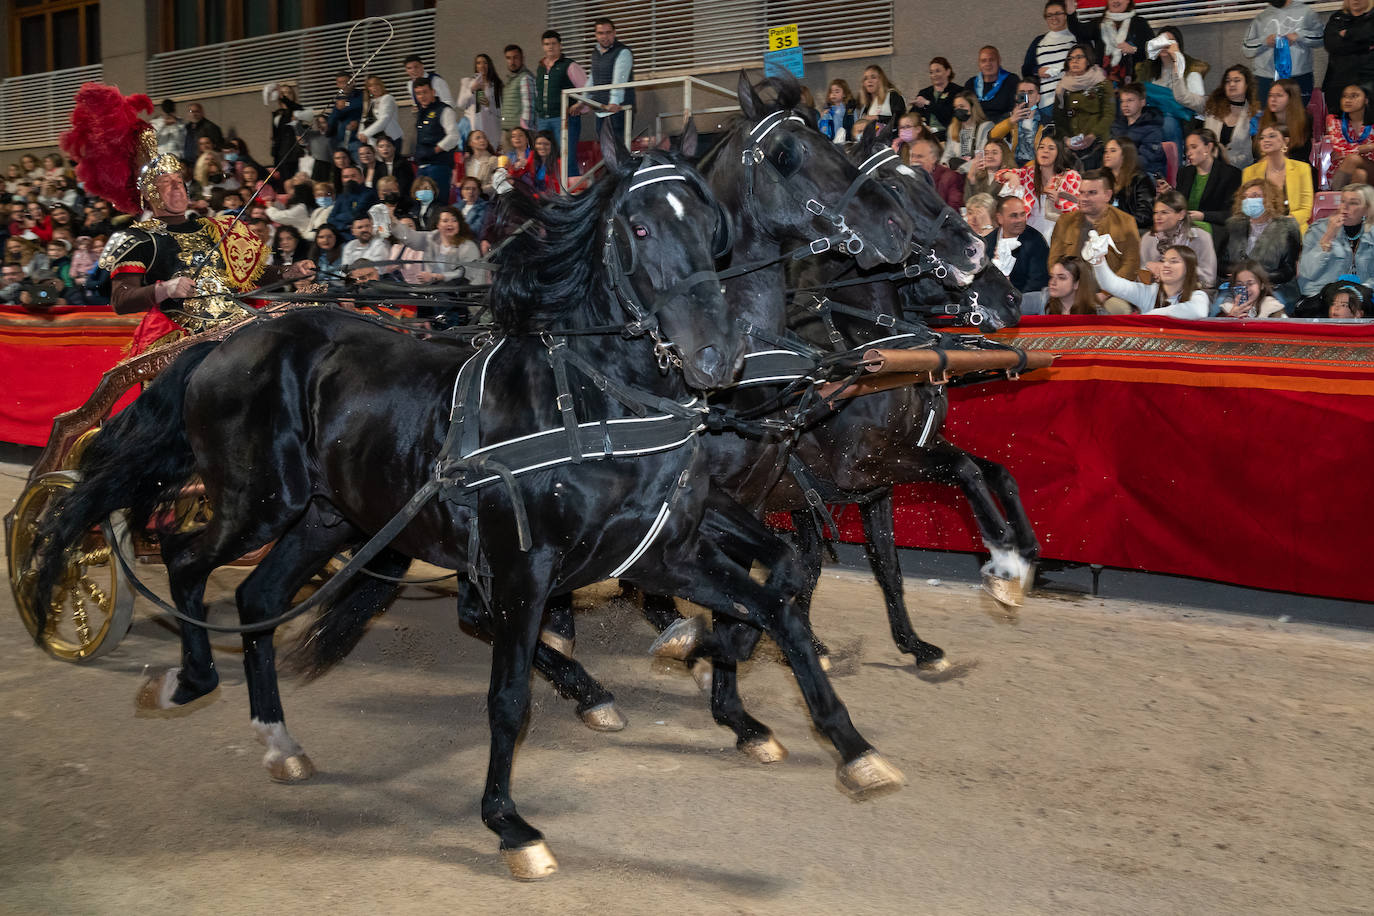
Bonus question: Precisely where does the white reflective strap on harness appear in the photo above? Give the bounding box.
[610,498,674,577]
[748,110,805,143]
[627,162,689,194]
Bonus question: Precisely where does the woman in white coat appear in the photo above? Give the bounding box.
[1086,233,1210,318]
[360,75,403,147]
[455,54,503,147]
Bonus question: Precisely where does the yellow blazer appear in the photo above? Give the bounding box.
[1241,157,1313,233]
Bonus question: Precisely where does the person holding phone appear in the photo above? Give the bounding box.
[990,79,1050,165]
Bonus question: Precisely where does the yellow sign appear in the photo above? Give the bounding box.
[768,24,798,52]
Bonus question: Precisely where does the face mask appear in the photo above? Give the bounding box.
[225,153,239,163]
[954,108,971,120]
[315,196,333,208]
[1241,197,1265,219]
[898,126,916,143]
[382,192,399,204]
[344,180,361,194]
[415,188,435,204]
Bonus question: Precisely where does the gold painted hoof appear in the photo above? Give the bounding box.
[918,657,952,674]
[267,753,316,783]
[648,614,706,660]
[818,653,833,673]
[982,573,1025,608]
[690,658,713,692]
[740,735,788,764]
[579,702,627,732]
[837,751,906,798]
[539,629,574,657]
[134,676,220,719]
[503,840,559,880]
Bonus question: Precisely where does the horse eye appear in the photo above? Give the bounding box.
[632,225,649,239]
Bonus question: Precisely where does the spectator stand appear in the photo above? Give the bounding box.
[558,75,736,189]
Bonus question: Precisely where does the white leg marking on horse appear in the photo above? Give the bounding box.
[666,190,686,220]
[252,718,304,768]
[154,667,181,707]
[983,545,1032,586]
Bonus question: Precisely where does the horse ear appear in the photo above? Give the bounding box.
[599,120,629,170]
[737,70,762,122]
[773,66,801,105]
[680,120,700,160]
[861,119,879,146]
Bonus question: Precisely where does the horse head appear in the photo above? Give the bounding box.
[714,71,914,270]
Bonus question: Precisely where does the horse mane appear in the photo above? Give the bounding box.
[487,149,711,333]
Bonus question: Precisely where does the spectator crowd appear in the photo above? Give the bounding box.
[6,1,1374,321]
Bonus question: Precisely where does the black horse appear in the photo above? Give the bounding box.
[32,133,908,880]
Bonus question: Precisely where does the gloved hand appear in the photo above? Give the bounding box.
[492,167,513,196]
[1081,230,1120,267]
[992,236,1021,276]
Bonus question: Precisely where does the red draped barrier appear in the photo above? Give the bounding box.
[0,305,139,446]
[828,315,1374,603]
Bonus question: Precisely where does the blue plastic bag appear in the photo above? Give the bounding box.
[1275,35,1292,80]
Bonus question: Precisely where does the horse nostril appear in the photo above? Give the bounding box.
[696,345,724,377]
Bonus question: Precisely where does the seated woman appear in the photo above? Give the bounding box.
[942,92,994,174]
[818,79,857,143]
[912,57,958,142]
[1216,260,1286,318]
[510,130,562,197]
[310,225,346,290]
[996,133,1082,240]
[1325,84,1374,190]
[385,204,486,286]
[853,65,907,134]
[463,129,501,194]
[505,127,534,173]
[457,176,489,238]
[1223,177,1302,299]
[1296,183,1374,300]
[965,140,1011,199]
[388,215,427,284]
[1251,79,1311,166]
[1045,255,1101,315]
[1141,190,1217,287]
[1202,65,1260,169]
[1170,128,1243,242]
[1241,124,1314,231]
[1054,43,1115,171]
[1103,136,1155,230]
[1134,28,1208,146]
[964,193,997,239]
[1088,240,1210,318]
[410,176,444,230]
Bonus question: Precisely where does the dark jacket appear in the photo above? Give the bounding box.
[1114,171,1156,232]
[913,85,957,141]
[1097,14,1155,84]
[328,183,379,237]
[986,225,1050,295]
[859,90,907,130]
[1323,10,1374,101]
[965,69,1018,122]
[1223,214,1301,297]
[1175,160,1243,229]
[182,118,225,165]
[374,157,414,198]
[1111,106,1166,180]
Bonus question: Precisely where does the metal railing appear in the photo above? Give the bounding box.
[146,10,435,113]
[1075,0,1341,25]
[559,75,736,189]
[0,64,103,151]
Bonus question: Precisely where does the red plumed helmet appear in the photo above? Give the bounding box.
[59,83,159,215]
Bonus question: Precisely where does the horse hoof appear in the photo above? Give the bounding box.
[818,653,833,673]
[134,668,219,718]
[918,657,952,674]
[503,840,559,880]
[982,573,1026,608]
[740,735,788,764]
[648,614,706,660]
[837,751,906,798]
[690,658,713,692]
[579,702,627,732]
[539,629,574,657]
[266,753,316,783]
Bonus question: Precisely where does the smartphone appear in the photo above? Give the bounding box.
[1017,91,1032,107]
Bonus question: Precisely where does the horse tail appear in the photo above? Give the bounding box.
[30,341,219,640]
[281,547,411,681]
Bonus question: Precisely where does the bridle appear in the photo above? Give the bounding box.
[738,109,900,258]
[602,157,729,370]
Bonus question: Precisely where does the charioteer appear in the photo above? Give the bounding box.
[59,84,315,354]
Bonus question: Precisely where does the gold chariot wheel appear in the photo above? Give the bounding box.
[8,471,135,662]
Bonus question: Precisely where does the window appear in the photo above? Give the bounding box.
[1073,0,1341,24]
[546,0,893,78]
[8,0,101,76]
[159,0,431,50]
